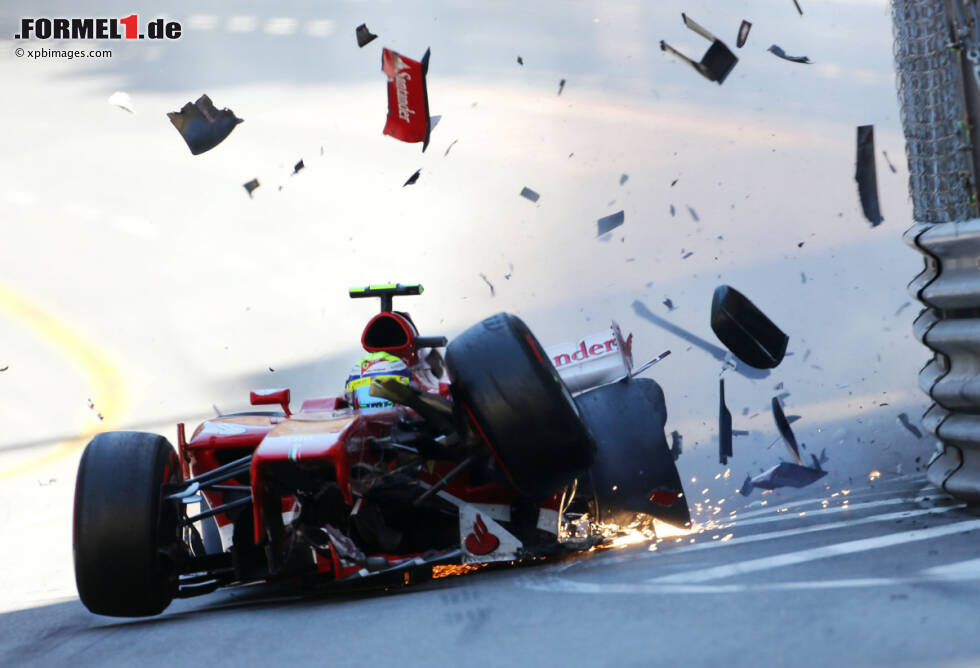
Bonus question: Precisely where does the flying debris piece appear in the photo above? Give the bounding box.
[557,78,566,95]
[856,125,884,226]
[736,21,752,48]
[792,0,804,16]
[719,379,733,465]
[597,210,625,236]
[403,169,421,187]
[167,94,243,155]
[429,115,442,134]
[733,429,750,437]
[355,23,377,48]
[738,474,754,496]
[504,263,513,280]
[771,397,802,465]
[750,461,826,491]
[670,179,679,187]
[898,412,923,439]
[663,298,675,311]
[479,273,496,297]
[443,139,458,157]
[669,204,676,217]
[767,45,811,64]
[895,301,911,316]
[801,272,807,284]
[687,206,700,222]
[819,448,829,465]
[517,56,524,66]
[243,178,260,198]
[520,186,540,203]
[108,91,135,113]
[882,150,898,173]
[620,173,629,185]
[382,48,432,151]
[670,431,683,461]
[660,14,738,84]
[0,365,8,372]
[710,285,789,369]
[682,251,694,259]
[292,159,304,175]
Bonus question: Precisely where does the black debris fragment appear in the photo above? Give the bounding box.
[660,14,738,84]
[479,273,496,297]
[819,448,829,464]
[167,94,242,155]
[633,299,771,380]
[669,204,676,217]
[444,139,458,157]
[856,125,884,226]
[792,0,803,16]
[671,179,679,187]
[768,45,811,64]
[751,461,826,490]
[801,272,807,284]
[682,251,694,259]
[403,169,421,187]
[898,412,923,438]
[733,429,749,437]
[504,263,513,280]
[663,298,675,311]
[517,56,524,66]
[710,285,789,369]
[774,382,784,391]
[738,474,754,496]
[292,159,304,175]
[797,241,804,248]
[597,210,625,236]
[895,301,911,316]
[771,397,802,464]
[736,20,752,48]
[243,178,260,198]
[558,79,566,95]
[719,379,733,465]
[687,206,700,222]
[0,365,8,372]
[620,173,629,185]
[670,430,683,461]
[882,150,898,173]
[269,367,275,373]
[355,23,377,47]
[520,186,540,203]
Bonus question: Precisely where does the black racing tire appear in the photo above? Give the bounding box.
[73,431,181,617]
[446,312,596,499]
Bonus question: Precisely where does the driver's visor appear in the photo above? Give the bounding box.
[345,374,410,410]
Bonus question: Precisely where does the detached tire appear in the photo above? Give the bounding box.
[73,432,181,616]
[447,313,595,498]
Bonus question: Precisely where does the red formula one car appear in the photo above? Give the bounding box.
[72,284,690,616]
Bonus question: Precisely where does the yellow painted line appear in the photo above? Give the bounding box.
[0,282,126,480]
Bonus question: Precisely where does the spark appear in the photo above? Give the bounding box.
[720,533,734,542]
[868,470,881,481]
[432,563,486,579]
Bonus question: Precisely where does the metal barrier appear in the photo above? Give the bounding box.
[894,0,980,499]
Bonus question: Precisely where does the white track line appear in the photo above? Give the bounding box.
[186,14,218,31]
[564,504,962,572]
[523,571,980,595]
[728,495,947,529]
[265,18,298,35]
[305,20,336,37]
[923,557,980,576]
[731,479,927,521]
[649,518,980,584]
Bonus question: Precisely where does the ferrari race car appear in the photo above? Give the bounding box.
[73,284,690,617]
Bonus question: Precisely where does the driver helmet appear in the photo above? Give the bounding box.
[345,351,412,410]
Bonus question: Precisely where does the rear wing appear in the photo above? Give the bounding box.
[545,322,669,393]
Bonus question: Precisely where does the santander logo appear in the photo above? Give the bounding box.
[394,56,415,122]
[464,513,500,555]
[551,336,618,369]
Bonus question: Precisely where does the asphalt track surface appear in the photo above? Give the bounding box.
[2,476,979,667]
[0,1,975,665]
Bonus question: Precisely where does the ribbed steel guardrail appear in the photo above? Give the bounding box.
[906,219,980,501]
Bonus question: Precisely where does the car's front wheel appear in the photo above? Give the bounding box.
[73,431,181,616]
